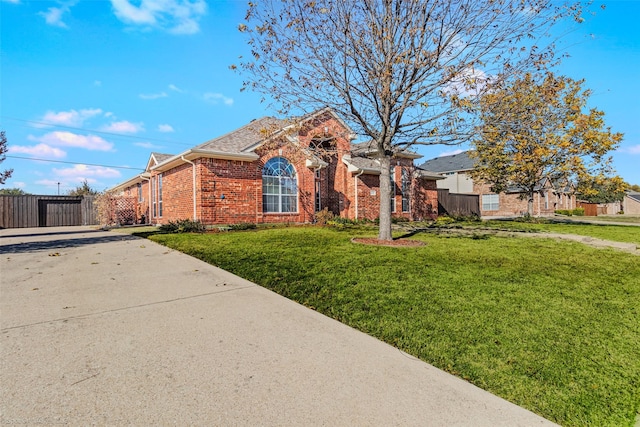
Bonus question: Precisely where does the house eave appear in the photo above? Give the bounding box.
[341,155,381,175]
[152,149,259,172]
[109,172,151,193]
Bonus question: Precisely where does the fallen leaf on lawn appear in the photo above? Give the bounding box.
[49,252,60,257]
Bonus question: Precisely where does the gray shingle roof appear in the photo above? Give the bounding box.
[418,151,475,173]
[151,152,174,163]
[628,192,640,203]
[195,117,287,153]
[347,156,382,172]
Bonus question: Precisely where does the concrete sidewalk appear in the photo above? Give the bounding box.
[1,226,555,426]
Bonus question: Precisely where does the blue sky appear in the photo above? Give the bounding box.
[1,0,638,195]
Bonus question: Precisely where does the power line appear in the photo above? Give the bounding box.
[6,155,145,171]
[0,116,194,147]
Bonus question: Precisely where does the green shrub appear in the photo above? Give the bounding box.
[572,207,585,216]
[391,216,410,224]
[555,209,572,216]
[229,222,257,231]
[159,219,206,233]
[435,215,456,225]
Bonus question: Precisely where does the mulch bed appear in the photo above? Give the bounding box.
[351,237,425,247]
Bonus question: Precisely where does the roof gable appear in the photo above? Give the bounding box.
[146,152,174,171]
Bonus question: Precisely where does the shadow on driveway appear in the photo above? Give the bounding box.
[0,234,140,255]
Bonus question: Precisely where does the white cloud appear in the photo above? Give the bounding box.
[38,1,77,28]
[135,141,162,149]
[12,181,27,188]
[438,149,464,157]
[139,92,168,100]
[102,120,144,133]
[203,92,234,106]
[10,143,67,158]
[110,0,207,35]
[157,124,174,133]
[620,144,640,155]
[2,0,21,4]
[53,164,121,180]
[36,179,66,187]
[168,84,183,93]
[41,108,103,127]
[29,131,114,151]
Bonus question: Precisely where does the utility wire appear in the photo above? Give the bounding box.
[6,155,145,171]
[0,116,194,147]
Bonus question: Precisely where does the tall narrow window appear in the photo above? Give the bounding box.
[262,157,298,213]
[401,169,410,213]
[544,191,549,210]
[314,168,321,212]
[151,177,157,217]
[137,183,143,202]
[390,167,396,213]
[158,173,163,217]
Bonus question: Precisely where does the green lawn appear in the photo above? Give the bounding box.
[465,220,640,246]
[148,226,640,426]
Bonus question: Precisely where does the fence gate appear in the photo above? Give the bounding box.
[38,199,82,226]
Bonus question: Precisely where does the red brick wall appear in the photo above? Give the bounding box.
[141,112,439,225]
[473,181,561,217]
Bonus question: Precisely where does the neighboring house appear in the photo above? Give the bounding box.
[110,108,440,226]
[418,151,576,217]
[622,192,640,215]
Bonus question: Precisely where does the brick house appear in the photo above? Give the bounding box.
[419,151,576,217]
[111,108,440,226]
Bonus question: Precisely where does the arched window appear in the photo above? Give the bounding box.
[262,157,298,213]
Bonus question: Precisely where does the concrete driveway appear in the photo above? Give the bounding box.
[1,226,555,426]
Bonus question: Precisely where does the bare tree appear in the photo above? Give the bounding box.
[238,0,585,240]
[0,130,13,185]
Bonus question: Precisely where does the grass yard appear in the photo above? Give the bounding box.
[148,226,640,426]
[464,220,640,246]
[587,215,640,224]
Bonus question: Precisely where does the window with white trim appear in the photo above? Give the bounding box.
[390,167,396,213]
[151,177,157,217]
[401,168,410,213]
[482,194,499,211]
[137,183,143,202]
[262,157,298,213]
[158,173,163,217]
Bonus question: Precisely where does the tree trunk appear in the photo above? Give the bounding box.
[378,156,393,241]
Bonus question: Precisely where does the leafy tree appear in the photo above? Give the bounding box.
[577,175,626,203]
[470,72,623,216]
[67,179,100,196]
[237,0,585,240]
[0,130,13,185]
[0,188,28,195]
[626,182,640,193]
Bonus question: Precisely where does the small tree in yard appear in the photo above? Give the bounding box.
[0,130,13,185]
[67,179,101,196]
[470,72,623,216]
[238,0,587,240]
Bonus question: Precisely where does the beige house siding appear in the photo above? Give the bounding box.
[622,194,640,214]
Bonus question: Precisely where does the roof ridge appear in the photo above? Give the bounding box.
[194,116,279,150]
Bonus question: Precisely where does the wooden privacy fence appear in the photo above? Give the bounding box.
[437,189,480,217]
[0,195,98,228]
[577,201,598,216]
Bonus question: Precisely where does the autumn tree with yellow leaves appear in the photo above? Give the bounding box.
[470,73,623,216]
